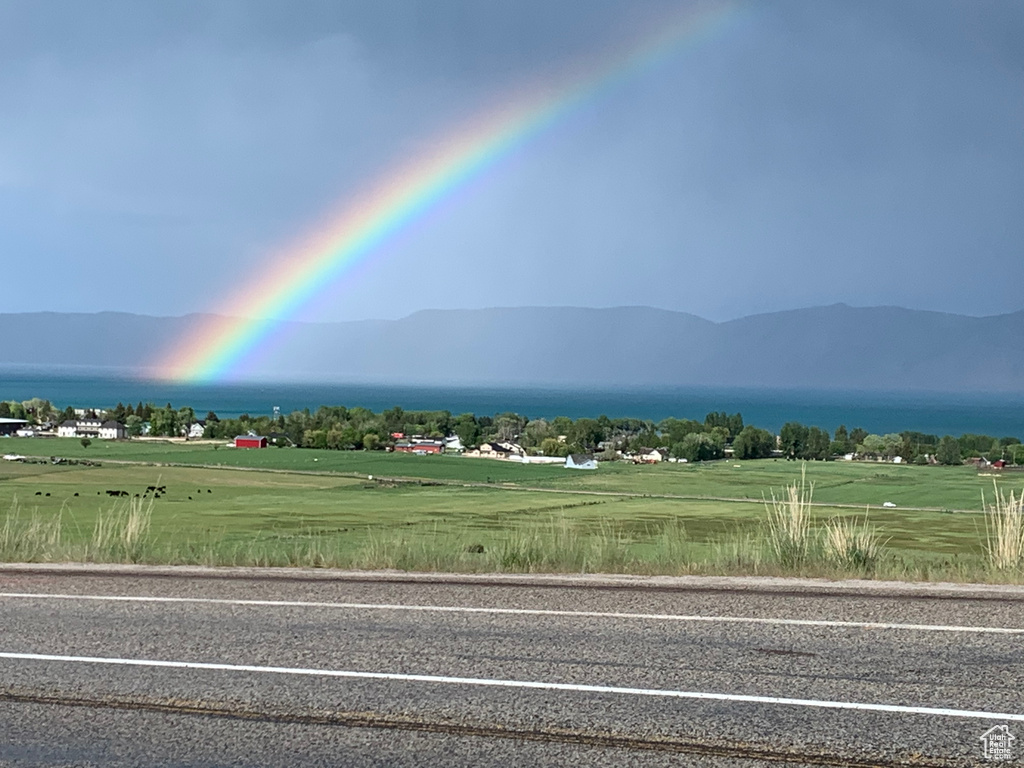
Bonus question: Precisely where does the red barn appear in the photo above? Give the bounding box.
[235,435,268,448]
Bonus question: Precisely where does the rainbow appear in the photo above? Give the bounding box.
[157,2,742,382]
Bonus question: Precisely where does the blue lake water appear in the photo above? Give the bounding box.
[1,367,1022,437]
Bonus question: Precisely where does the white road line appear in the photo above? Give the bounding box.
[0,592,1021,635]
[1,651,1021,722]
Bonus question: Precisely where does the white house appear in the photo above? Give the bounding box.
[58,419,125,440]
[98,420,126,439]
[633,448,664,464]
[565,453,598,470]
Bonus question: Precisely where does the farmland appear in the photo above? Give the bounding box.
[0,437,1020,580]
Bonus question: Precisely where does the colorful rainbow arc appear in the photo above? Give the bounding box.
[157,2,741,382]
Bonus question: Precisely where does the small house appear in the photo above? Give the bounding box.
[565,454,598,470]
[633,448,664,464]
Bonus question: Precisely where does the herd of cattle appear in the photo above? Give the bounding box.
[31,485,215,500]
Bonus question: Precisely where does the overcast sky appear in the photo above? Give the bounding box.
[2,0,1022,323]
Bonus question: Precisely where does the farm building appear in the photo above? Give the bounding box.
[0,418,28,436]
[234,435,268,448]
[394,439,444,454]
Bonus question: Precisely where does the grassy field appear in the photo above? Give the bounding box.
[2,436,1013,507]
[1,437,1021,580]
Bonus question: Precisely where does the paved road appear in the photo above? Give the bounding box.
[0,567,1021,767]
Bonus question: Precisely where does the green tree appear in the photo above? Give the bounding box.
[304,429,328,449]
[803,427,831,460]
[178,406,195,438]
[881,433,904,460]
[325,427,346,450]
[149,404,178,437]
[732,426,775,459]
[540,437,569,457]
[674,432,724,462]
[831,425,853,456]
[704,412,743,441]
[124,415,144,437]
[936,435,962,466]
[492,412,527,442]
[80,437,91,449]
[22,398,54,424]
[363,433,380,451]
[0,402,10,418]
[452,413,480,447]
[859,434,886,457]
[1012,444,1024,466]
[779,422,809,460]
[522,418,554,448]
[660,418,703,446]
[568,418,605,452]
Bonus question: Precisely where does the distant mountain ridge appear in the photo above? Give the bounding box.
[1,304,1022,392]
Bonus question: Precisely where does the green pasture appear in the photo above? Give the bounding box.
[0,453,1005,566]
[2,436,1016,512]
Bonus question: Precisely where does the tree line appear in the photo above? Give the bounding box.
[7,396,1024,465]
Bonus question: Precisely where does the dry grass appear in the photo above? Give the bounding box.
[0,494,153,563]
[763,466,814,566]
[0,496,64,562]
[86,494,154,562]
[984,483,1024,571]
[823,510,885,571]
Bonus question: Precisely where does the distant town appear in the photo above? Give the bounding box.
[2,396,1022,470]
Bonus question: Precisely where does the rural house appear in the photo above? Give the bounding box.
[565,454,598,470]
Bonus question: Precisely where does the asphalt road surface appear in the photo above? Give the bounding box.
[0,567,1021,767]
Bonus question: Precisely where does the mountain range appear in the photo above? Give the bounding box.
[2,305,1022,392]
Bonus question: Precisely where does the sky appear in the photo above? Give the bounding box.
[1,0,1022,324]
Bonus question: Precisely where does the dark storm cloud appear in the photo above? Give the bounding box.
[0,0,1021,322]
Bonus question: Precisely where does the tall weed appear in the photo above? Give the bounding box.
[823,510,884,571]
[984,484,1024,571]
[763,467,814,567]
